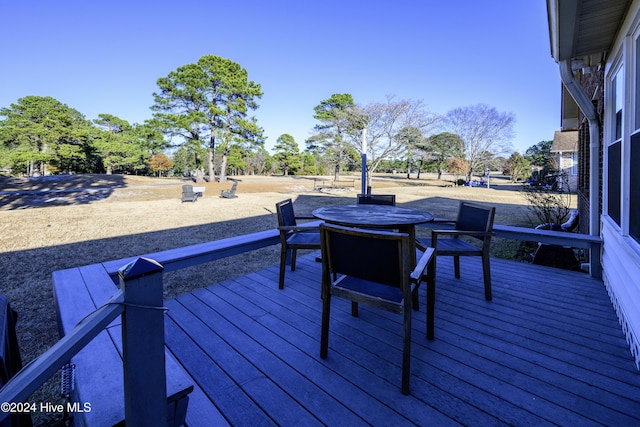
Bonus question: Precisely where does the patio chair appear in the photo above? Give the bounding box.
[181,185,198,202]
[356,193,396,206]
[220,180,238,198]
[319,223,436,395]
[276,199,322,289]
[416,201,495,301]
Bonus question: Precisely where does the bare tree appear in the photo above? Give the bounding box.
[344,96,441,188]
[395,126,426,179]
[444,104,514,180]
[522,170,573,226]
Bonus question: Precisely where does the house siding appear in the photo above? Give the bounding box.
[549,0,640,369]
[602,219,640,367]
[594,1,640,368]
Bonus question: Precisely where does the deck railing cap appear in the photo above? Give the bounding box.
[118,257,164,281]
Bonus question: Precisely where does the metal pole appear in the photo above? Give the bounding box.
[361,128,367,195]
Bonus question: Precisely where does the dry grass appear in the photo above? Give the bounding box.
[0,172,542,425]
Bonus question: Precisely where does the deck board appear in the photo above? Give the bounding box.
[165,252,640,426]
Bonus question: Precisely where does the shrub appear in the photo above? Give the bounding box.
[521,171,573,226]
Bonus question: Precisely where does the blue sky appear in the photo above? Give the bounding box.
[1,0,560,154]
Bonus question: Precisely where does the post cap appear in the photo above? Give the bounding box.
[118,257,164,281]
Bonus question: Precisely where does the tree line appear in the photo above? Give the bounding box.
[0,54,551,183]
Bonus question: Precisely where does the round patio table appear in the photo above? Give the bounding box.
[312,204,434,266]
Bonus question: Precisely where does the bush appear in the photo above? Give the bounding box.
[521,179,573,225]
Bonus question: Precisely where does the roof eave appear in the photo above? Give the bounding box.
[547,0,631,65]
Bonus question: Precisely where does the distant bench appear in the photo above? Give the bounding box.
[52,229,281,426]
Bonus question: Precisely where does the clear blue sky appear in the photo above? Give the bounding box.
[1,0,560,155]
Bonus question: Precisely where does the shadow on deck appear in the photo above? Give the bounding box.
[166,253,640,426]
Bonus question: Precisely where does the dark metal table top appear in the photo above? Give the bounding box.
[312,204,434,228]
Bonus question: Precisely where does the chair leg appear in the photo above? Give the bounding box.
[426,261,436,340]
[412,285,419,311]
[482,255,492,301]
[291,249,298,271]
[401,308,412,395]
[453,256,461,278]
[351,301,359,317]
[279,247,288,290]
[320,293,331,359]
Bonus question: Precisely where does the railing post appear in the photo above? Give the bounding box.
[119,257,166,426]
[590,242,603,279]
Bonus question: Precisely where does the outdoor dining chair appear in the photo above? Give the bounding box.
[416,201,495,300]
[275,198,322,289]
[319,223,436,395]
[356,193,396,206]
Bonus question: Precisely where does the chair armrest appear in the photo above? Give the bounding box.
[411,247,436,283]
[416,218,455,229]
[295,215,317,220]
[278,223,322,233]
[415,239,428,252]
[296,218,324,227]
[432,218,455,224]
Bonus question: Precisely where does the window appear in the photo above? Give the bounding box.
[615,71,623,140]
[636,35,640,130]
[608,68,623,226]
[608,141,621,225]
[631,134,640,242]
[562,152,577,175]
[632,34,640,242]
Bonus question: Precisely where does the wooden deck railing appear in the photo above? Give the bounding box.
[1,228,281,426]
[492,224,602,279]
[0,258,168,426]
[0,292,123,414]
[419,220,602,279]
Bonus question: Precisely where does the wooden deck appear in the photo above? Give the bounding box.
[164,253,640,426]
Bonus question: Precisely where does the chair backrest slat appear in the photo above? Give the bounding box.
[455,201,496,241]
[456,202,495,232]
[356,194,396,206]
[321,224,409,288]
[276,199,297,227]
